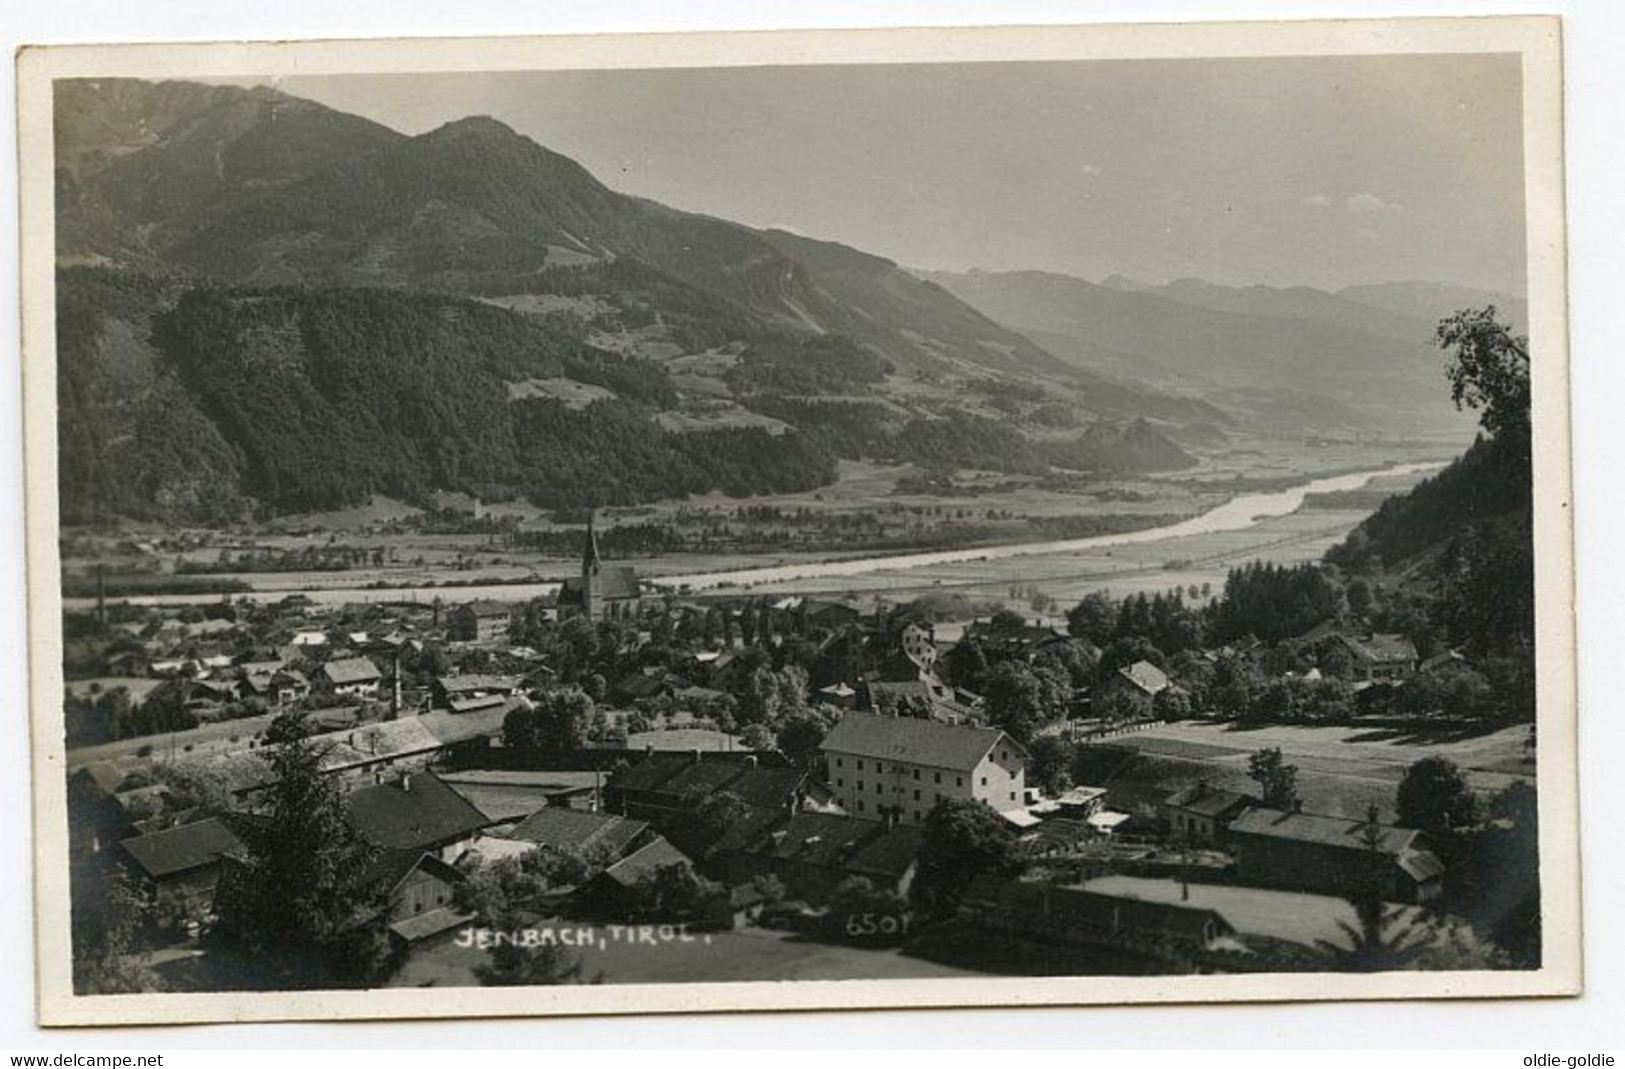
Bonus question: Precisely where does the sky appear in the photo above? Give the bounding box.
[248,54,1527,294]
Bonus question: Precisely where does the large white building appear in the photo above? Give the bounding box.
[820,712,1027,825]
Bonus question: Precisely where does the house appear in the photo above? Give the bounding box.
[504,808,650,860]
[319,657,382,700]
[1336,633,1420,682]
[448,601,513,645]
[1160,783,1257,844]
[1094,660,1170,717]
[345,770,492,862]
[603,752,828,825]
[958,875,1238,955]
[820,711,1028,823]
[557,515,642,622]
[1228,806,1445,904]
[575,836,693,919]
[358,848,473,947]
[430,674,522,712]
[119,817,245,924]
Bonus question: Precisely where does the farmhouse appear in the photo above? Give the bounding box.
[1094,659,1170,716]
[346,770,491,862]
[318,657,382,700]
[448,601,513,645]
[430,673,522,712]
[119,817,245,924]
[958,875,1239,955]
[1160,783,1256,845]
[1336,633,1420,682]
[820,711,1027,823]
[1228,806,1445,904]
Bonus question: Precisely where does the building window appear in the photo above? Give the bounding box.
[981,777,988,787]
[836,778,844,788]
[914,811,922,823]
[1009,792,1016,801]
[857,760,864,771]
[855,780,863,792]
[913,790,920,801]
[1001,751,1008,761]
[876,783,883,795]
[857,800,864,812]
[912,769,920,781]
[934,772,942,784]
[957,777,964,788]
[836,758,843,768]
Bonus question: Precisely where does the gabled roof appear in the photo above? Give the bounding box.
[1341,633,1419,663]
[559,565,641,603]
[715,765,809,809]
[356,847,465,895]
[1163,783,1256,819]
[596,836,691,888]
[845,822,925,881]
[120,818,243,880]
[506,809,648,857]
[1228,807,1421,855]
[820,711,1017,771]
[435,674,522,695]
[346,772,491,851]
[769,811,878,868]
[322,657,381,685]
[1116,660,1170,696]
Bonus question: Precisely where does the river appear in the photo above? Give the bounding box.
[67,460,1443,609]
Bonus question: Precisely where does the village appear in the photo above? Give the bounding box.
[62,508,1540,991]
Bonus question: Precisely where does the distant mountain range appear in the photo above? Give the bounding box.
[54,78,1495,524]
[920,269,1524,437]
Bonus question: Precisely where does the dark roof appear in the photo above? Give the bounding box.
[770,811,877,868]
[436,674,522,695]
[1163,783,1256,819]
[718,765,808,809]
[1340,632,1419,663]
[821,711,1015,771]
[506,809,648,856]
[606,752,691,795]
[845,823,925,881]
[456,600,513,619]
[357,848,465,894]
[597,836,691,888]
[120,818,244,880]
[322,657,382,685]
[961,876,1234,944]
[346,772,491,851]
[655,760,753,801]
[712,806,791,855]
[1228,807,1421,854]
[559,565,641,603]
[612,672,667,700]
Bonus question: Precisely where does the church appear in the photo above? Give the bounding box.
[557,513,643,622]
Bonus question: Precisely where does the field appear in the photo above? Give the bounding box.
[391,924,982,987]
[1096,720,1533,821]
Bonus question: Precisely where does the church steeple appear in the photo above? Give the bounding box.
[583,510,603,574]
[581,510,602,621]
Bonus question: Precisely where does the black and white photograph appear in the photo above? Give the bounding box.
[16,16,1578,1025]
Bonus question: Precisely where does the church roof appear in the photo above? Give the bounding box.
[560,566,641,602]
